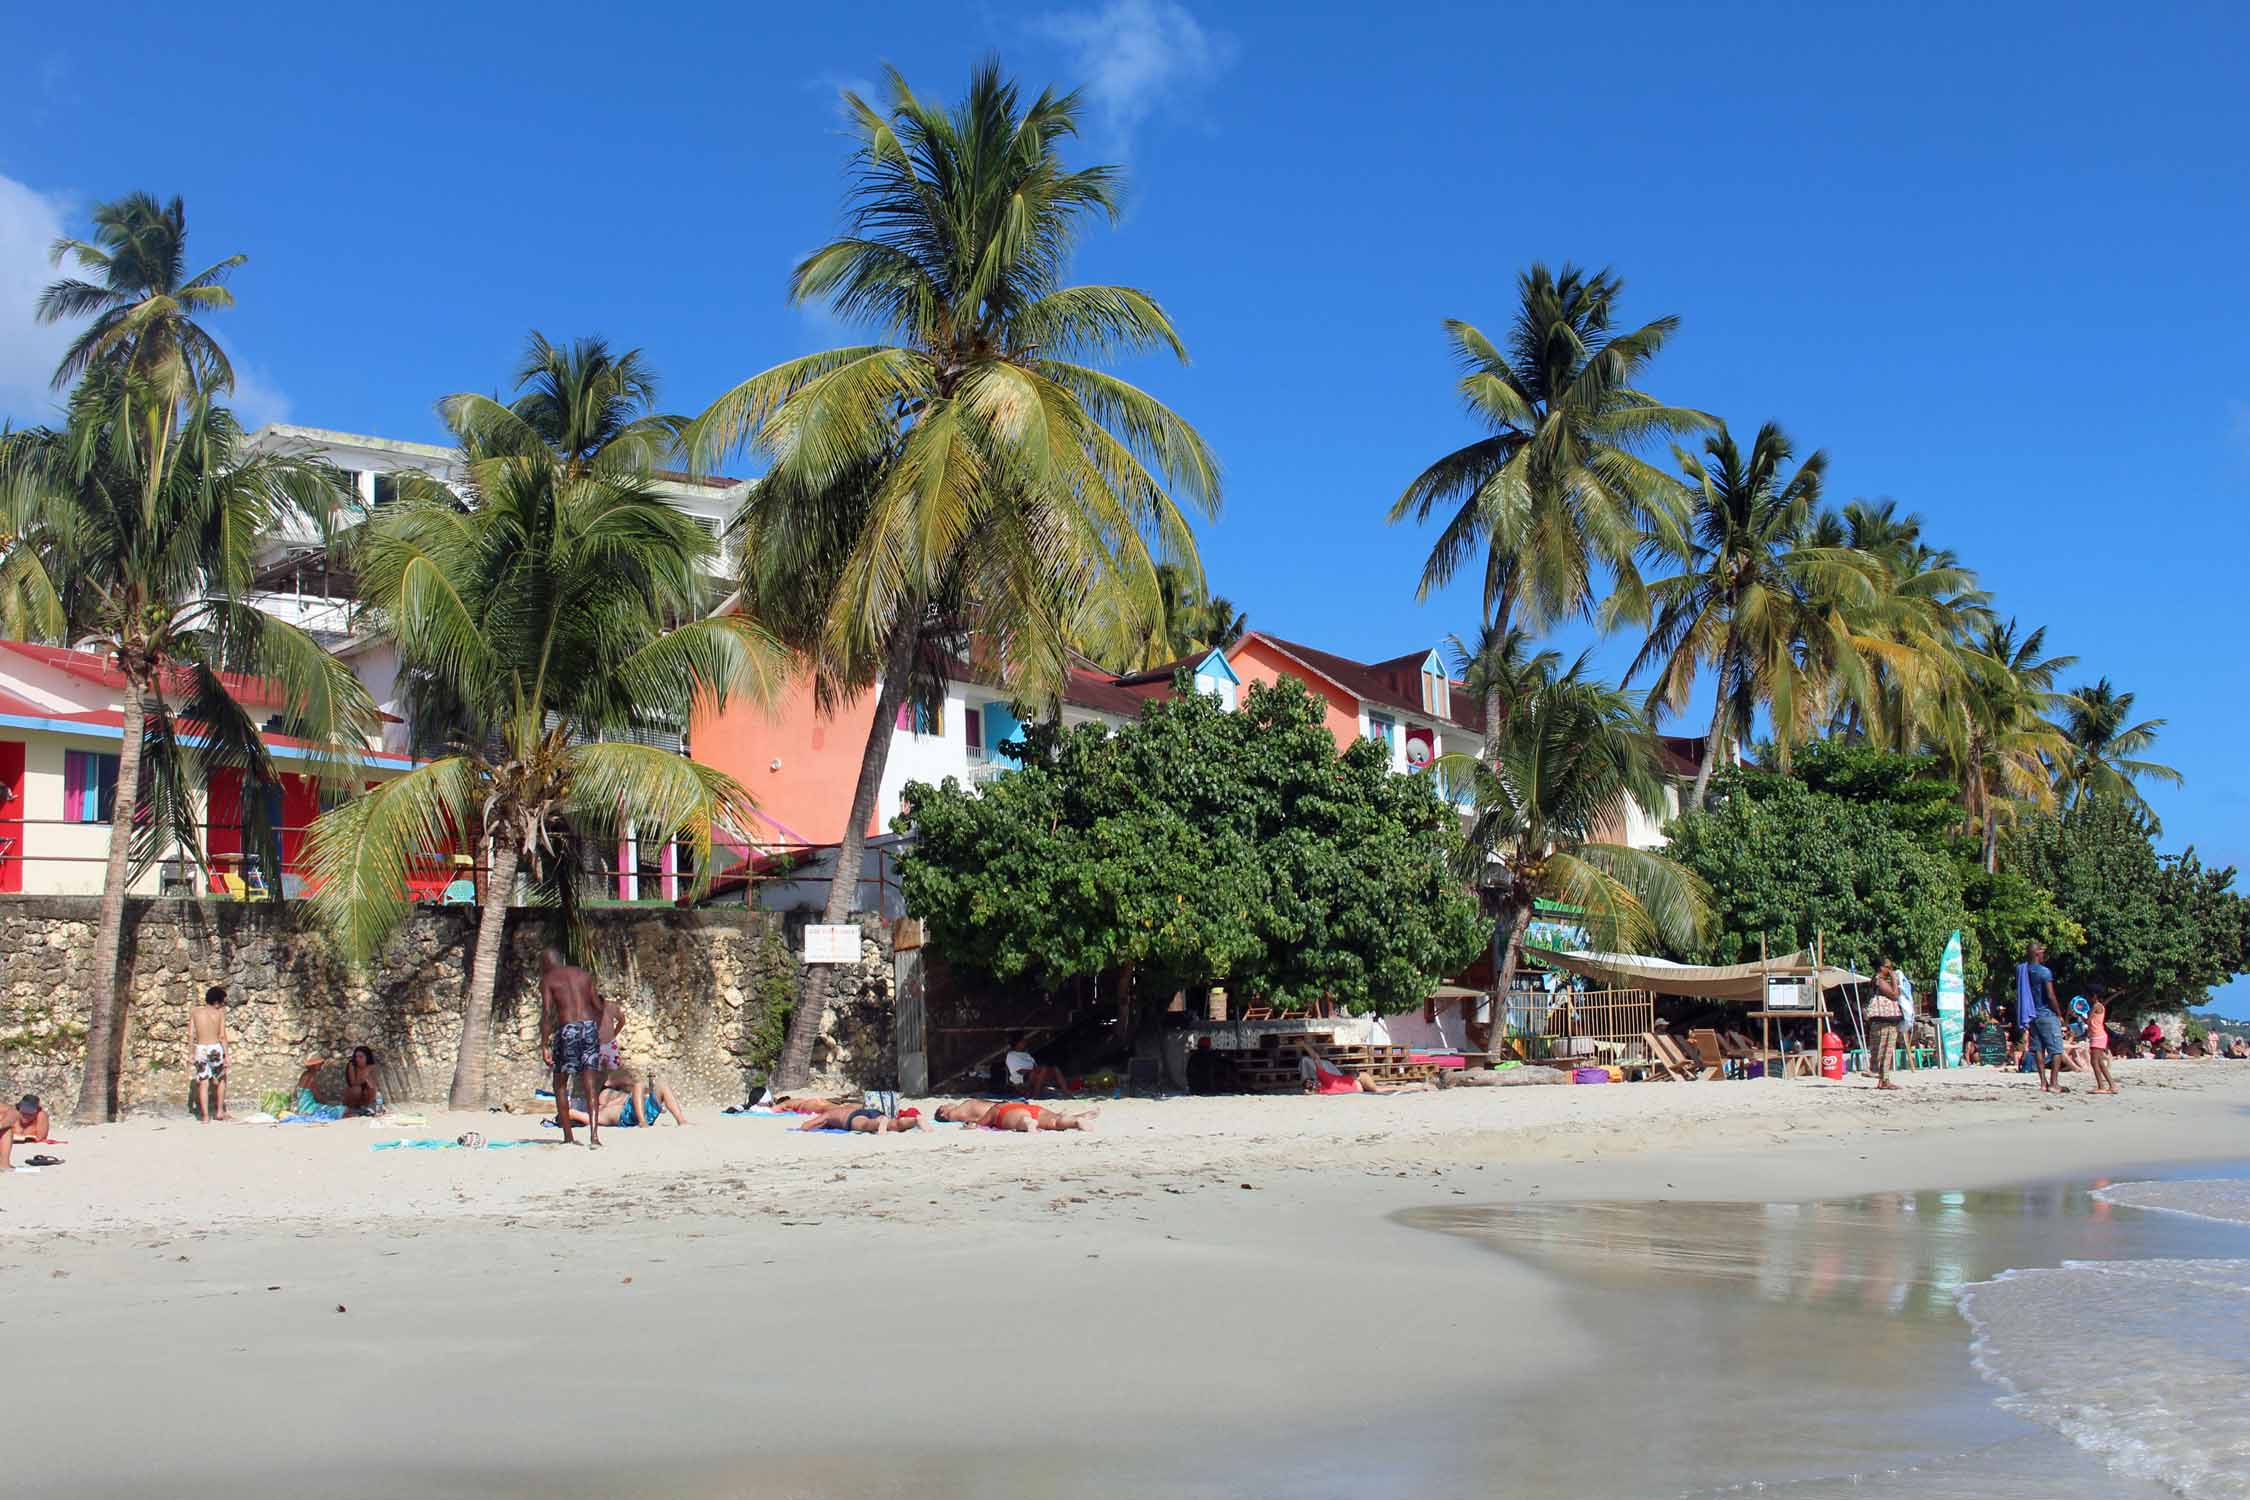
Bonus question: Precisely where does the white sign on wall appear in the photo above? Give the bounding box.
[803,924,862,964]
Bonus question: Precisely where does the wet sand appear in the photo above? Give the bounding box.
[5,1061,2249,1497]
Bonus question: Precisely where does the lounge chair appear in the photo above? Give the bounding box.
[1655,1031,1721,1081]
[1689,1028,1737,1080]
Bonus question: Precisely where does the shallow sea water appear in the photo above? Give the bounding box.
[1403,1164,2250,1499]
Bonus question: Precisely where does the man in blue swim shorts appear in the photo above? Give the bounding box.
[540,947,609,1148]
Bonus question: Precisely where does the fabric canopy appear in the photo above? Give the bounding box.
[1521,946,1871,1001]
[1427,984,1486,1001]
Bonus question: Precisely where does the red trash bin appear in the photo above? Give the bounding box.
[1819,1030,1846,1080]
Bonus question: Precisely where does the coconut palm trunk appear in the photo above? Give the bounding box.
[450,838,521,1108]
[1488,899,1534,1049]
[768,622,917,1092]
[1690,685,1730,812]
[74,666,148,1124]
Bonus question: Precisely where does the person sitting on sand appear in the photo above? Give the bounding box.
[1299,1053,1433,1096]
[293,1048,385,1117]
[796,1101,924,1134]
[1,1094,33,1171]
[10,1093,50,1144]
[1002,1033,1068,1097]
[934,1099,1097,1132]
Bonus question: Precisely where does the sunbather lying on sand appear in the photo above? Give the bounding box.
[934,1099,1097,1132]
[769,1095,841,1114]
[1299,1055,1432,1095]
[557,1075,690,1128]
[796,1102,924,1134]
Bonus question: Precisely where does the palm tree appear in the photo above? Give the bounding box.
[1947,620,2073,872]
[1446,621,1562,747]
[0,377,378,1123]
[1435,667,1710,1012]
[1810,500,1988,752]
[38,193,248,532]
[688,62,1220,1092]
[37,192,245,398]
[1390,264,1711,635]
[1617,422,1871,808]
[2054,678,2182,821]
[308,335,785,1107]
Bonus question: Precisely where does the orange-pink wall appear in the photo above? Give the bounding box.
[1226,638,1361,748]
[693,674,881,846]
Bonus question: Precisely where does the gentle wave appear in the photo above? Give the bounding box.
[2096,1179,2250,1228]
[1958,1255,2250,1497]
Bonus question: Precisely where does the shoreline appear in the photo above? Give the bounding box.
[7,1063,2248,1497]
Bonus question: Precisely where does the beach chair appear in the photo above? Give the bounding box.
[1689,1029,1736,1080]
[1638,1032,1694,1081]
[1656,1031,1721,1081]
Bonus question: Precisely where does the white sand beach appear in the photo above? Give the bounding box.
[7,1060,2249,1498]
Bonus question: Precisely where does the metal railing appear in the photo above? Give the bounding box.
[0,814,903,913]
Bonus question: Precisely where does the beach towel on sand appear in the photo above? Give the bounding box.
[370,1138,548,1152]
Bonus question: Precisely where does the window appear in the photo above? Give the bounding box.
[371,472,402,508]
[894,700,943,736]
[63,749,120,823]
[965,707,985,762]
[1421,655,1450,718]
[1366,712,1397,753]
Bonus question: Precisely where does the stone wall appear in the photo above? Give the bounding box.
[0,897,895,1110]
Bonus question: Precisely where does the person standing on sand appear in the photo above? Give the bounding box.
[1867,959,1905,1090]
[189,986,232,1122]
[539,949,608,1150]
[2017,943,2067,1093]
[2086,988,2118,1095]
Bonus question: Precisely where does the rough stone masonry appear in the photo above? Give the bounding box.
[0,897,897,1109]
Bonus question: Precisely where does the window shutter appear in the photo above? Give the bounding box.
[64,750,86,823]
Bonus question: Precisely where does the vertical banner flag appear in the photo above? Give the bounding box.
[1937,930,1966,1068]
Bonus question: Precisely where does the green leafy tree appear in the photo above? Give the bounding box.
[2006,798,2246,1016]
[1665,752,1976,987]
[1390,263,1711,635]
[1,379,377,1123]
[308,335,784,1106]
[689,63,1220,1092]
[1446,622,1561,749]
[1945,619,2073,873]
[897,676,1484,1020]
[1438,666,1711,1006]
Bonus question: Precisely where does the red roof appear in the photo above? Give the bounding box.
[0,641,288,708]
[1245,633,1485,734]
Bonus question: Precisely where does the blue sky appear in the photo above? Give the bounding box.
[5,0,2247,1005]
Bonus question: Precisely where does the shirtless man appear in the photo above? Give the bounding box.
[189,986,231,1121]
[935,1099,1098,1132]
[539,948,608,1149]
[796,1102,924,1134]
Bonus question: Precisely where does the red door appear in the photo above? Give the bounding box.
[0,741,24,893]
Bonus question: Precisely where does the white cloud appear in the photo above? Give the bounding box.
[0,172,78,425]
[1033,0,1235,150]
[224,354,293,430]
